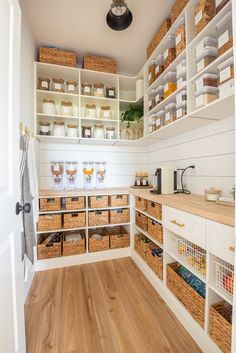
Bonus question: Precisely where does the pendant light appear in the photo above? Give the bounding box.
[106,0,133,31]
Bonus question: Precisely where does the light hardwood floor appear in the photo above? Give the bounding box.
[25,257,203,353]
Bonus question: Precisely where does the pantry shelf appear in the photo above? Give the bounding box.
[80,95,118,103]
[79,137,118,145]
[87,222,130,229]
[134,224,163,249]
[35,135,80,144]
[36,113,80,120]
[37,226,87,234]
[80,117,118,123]
[36,89,79,98]
[135,207,162,224]
[208,283,233,306]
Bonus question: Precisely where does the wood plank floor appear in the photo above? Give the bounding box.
[25,257,203,353]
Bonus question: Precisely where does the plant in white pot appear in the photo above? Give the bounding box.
[120,103,144,140]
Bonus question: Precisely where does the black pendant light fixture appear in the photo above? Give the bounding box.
[106,0,133,31]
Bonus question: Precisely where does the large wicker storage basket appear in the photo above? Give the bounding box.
[89,195,109,209]
[37,214,62,232]
[134,234,148,260]
[39,197,61,212]
[83,55,116,74]
[146,244,163,280]
[135,211,148,231]
[63,230,86,256]
[64,197,85,210]
[110,194,129,207]
[88,228,110,252]
[147,218,163,244]
[209,301,232,353]
[106,226,130,249]
[171,0,189,24]
[135,197,147,211]
[147,201,162,220]
[63,212,86,229]
[39,47,77,67]
[166,262,205,327]
[110,208,130,224]
[37,233,62,260]
[88,210,109,227]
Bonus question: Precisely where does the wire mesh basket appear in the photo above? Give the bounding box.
[214,258,234,300]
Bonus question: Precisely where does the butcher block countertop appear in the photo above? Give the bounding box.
[130,189,235,228]
[39,187,130,198]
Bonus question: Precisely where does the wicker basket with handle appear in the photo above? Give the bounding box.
[88,210,109,227]
[88,228,110,252]
[147,218,163,244]
[39,47,77,67]
[147,201,162,220]
[209,301,232,353]
[106,226,130,249]
[37,214,62,232]
[83,55,116,74]
[64,197,85,210]
[63,230,86,256]
[110,208,130,224]
[110,194,129,207]
[135,197,147,211]
[39,197,61,212]
[37,233,62,260]
[166,262,205,327]
[63,212,86,229]
[89,195,109,208]
[146,243,163,280]
[135,211,148,231]
[134,234,149,260]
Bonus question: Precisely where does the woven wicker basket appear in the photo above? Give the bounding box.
[171,0,189,24]
[135,211,148,231]
[135,197,147,211]
[106,226,130,249]
[134,234,148,260]
[146,244,163,280]
[147,18,171,58]
[147,201,162,220]
[65,197,85,210]
[39,47,77,67]
[83,55,116,74]
[88,228,110,252]
[37,214,62,232]
[110,194,129,207]
[110,208,130,224]
[89,195,109,208]
[63,230,86,256]
[39,198,61,212]
[63,212,86,229]
[88,210,109,227]
[37,233,62,260]
[166,262,205,327]
[147,218,163,244]
[209,301,232,353]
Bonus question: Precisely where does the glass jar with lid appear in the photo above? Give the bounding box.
[148,59,157,86]
[100,106,112,120]
[67,124,78,137]
[155,55,164,80]
[52,77,65,92]
[83,161,95,189]
[156,110,165,130]
[38,77,50,91]
[42,98,56,115]
[148,89,156,111]
[95,162,107,189]
[164,35,176,69]
[39,121,51,136]
[66,80,78,94]
[85,103,97,119]
[164,71,177,98]
[155,86,164,105]
[82,125,92,138]
[93,83,105,97]
[165,103,177,125]
[81,82,92,96]
[61,101,73,116]
[106,87,116,99]
[50,160,64,189]
[105,127,116,140]
[65,161,78,189]
[151,114,157,132]
[94,124,105,139]
[53,121,66,136]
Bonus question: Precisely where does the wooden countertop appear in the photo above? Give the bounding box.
[39,187,130,198]
[130,189,235,228]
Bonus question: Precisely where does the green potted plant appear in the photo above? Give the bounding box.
[120,103,144,140]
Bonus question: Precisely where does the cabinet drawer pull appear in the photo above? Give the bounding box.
[229,246,235,252]
[171,219,185,228]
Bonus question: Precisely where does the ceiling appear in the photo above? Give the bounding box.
[22,0,175,75]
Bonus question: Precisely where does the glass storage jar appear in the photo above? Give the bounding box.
[175,17,186,56]
[196,36,217,58]
[105,127,116,140]
[94,124,105,139]
[176,90,187,106]
[151,114,157,132]
[61,101,73,116]
[195,86,218,108]
[50,160,64,189]
[215,0,230,13]
[148,59,157,86]
[93,83,105,97]
[39,121,51,136]
[42,98,56,115]
[65,161,78,189]
[165,103,177,125]
[81,82,92,96]
[38,77,50,91]
[164,71,177,98]
[216,11,233,56]
[194,0,215,34]
[95,162,107,189]
[53,121,66,137]
[100,106,112,120]
[85,103,97,119]
[196,47,218,73]
[83,161,95,189]
[176,102,187,119]
[148,89,156,111]
[217,56,234,98]
[176,59,186,89]
[156,110,165,130]
[52,77,65,92]
[195,73,218,93]
[155,86,164,105]
[164,35,176,69]
[155,55,164,80]
[67,124,78,137]
[82,125,92,138]
[66,80,78,94]
[106,87,116,99]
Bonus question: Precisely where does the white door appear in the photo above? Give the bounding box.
[0,1,26,353]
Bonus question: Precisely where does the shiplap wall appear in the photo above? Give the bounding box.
[39,116,235,196]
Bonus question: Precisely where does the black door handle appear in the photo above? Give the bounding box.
[15,202,31,216]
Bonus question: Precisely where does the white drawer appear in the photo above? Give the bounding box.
[206,220,235,265]
[163,206,206,248]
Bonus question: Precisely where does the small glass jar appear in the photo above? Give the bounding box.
[155,86,164,105]
[95,161,107,189]
[106,127,116,139]
[52,77,65,92]
[164,71,177,98]
[176,102,187,119]
[100,106,112,120]
[151,114,157,131]
[155,55,164,80]
[81,82,92,96]
[66,80,78,94]
[83,161,95,189]
[148,59,157,86]
[82,125,92,138]
[38,77,50,91]
[39,121,51,135]
[165,103,177,125]
[106,87,116,99]
[65,161,78,189]
[156,110,165,130]
[61,101,73,116]
[148,89,156,111]
[94,124,105,139]
[67,124,78,137]
[53,121,66,136]
[50,160,64,189]
[85,103,97,119]
[164,35,176,69]
[42,98,56,115]
[93,82,105,97]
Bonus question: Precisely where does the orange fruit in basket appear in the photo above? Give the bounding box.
[223,274,234,295]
